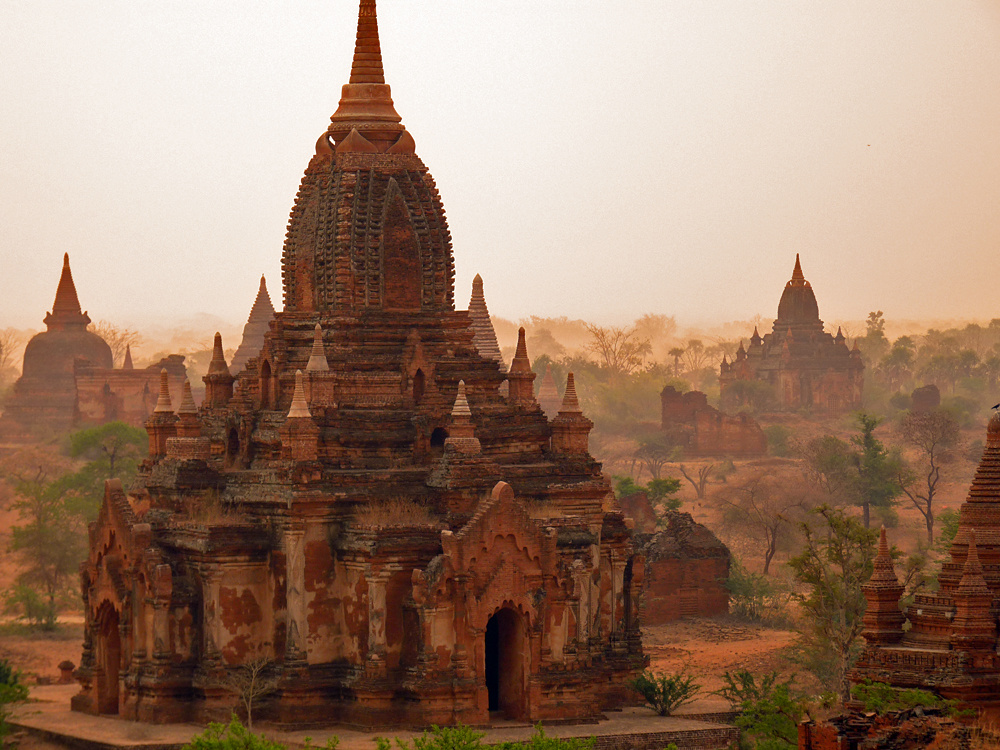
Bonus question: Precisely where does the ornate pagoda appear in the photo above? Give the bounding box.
[719,255,863,412]
[853,412,1000,709]
[74,0,644,728]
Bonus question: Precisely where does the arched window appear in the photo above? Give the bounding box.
[413,369,425,405]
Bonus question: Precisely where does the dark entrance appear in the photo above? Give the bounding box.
[484,608,525,718]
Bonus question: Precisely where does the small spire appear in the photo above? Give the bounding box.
[207,333,230,375]
[306,323,330,372]
[721,354,729,365]
[750,326,761,343]
[287,370,312,419]
[867,526,901,586]
[509,327,531,373]
[177,379,197,415]
[791,253,805,282]
[452,380,472,418]
[350,0,385,85]
[122,344,134,370]
[559,373,582,414]
[153,369,173,413]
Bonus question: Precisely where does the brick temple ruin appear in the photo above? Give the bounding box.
[719,255,863,413]
[852,412,1000,710]
[74,0,645,727]
[0,254,187,438]
[660,385,766,457]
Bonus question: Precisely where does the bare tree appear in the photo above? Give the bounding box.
[714,472,812,574]
[0,328,22,382]
[89,321,142,368]
[675,463,715,500]
[897,409,961,544]
[217,653,279,731]
[584,324,651,376]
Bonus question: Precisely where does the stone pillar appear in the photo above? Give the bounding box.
[283,524,307,663]
[366,568,392,677]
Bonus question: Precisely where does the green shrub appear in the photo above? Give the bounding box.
[725,559,789,625]
[182,715,285,750]
[763,425,793,457]
[715,670,803,750]
[389,724,485,750]
[629,670,700,716]
[0,659,28,742]
[494,724,594,749]
[850,680,944,715]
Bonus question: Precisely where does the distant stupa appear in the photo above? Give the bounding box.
[229,275,276,375]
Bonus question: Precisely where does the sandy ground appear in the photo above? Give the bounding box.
[644,618,798,696]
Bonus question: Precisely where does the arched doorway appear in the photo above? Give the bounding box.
[484,608,526,719]
[95,601,121,714]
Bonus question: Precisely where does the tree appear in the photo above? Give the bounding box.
[787,506,878,701]
[634,433,678,480]
[217,655,279,731]
[806,416,904,527]
[720,379,777,414]
[2,457,86,629]
[65,422,147,519]
[89,320,142,368]
[713,472,811,574]
[897,409,961,544]
[675,462,716,500]
[715,670,804,750]
[852,414,905,528]
[0,328,21,385]
[583,324,651,377]
[667,347,686,377]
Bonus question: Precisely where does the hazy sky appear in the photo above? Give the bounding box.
[3,1,999,333]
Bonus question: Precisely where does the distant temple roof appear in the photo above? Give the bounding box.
[774,254,823,336]
[230,275,276,375]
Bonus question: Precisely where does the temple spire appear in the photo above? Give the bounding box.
[559,373,582,414]
[45,253,90,330]
[791,253,804,283]
[350,0,385,85]
[306,324,330,372]
[328,0,404,149]
[153,369,173,414]
[123,345,134,370]
[287,370,312,419]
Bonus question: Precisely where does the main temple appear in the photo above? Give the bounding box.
[719,255,863,413]
[74,1,644,728]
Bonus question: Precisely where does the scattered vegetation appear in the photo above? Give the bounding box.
[629,669,701,716]
[0,659,29,743]
[850,679,945,715]
[725,559,790,625]
[715,670,804,750]
[182,715,286,750]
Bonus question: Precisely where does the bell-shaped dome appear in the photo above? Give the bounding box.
[280,0,453,316]
[22,254,112,378]
[773,254,824,336]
